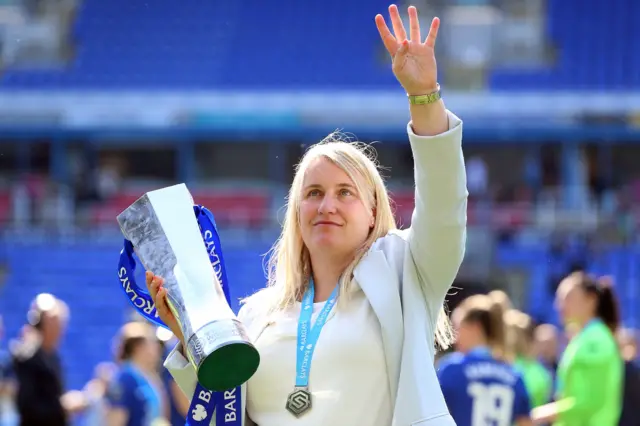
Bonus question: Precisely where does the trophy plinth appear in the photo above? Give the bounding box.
[187,318,260,391]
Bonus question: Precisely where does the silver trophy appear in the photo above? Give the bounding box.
[117,183,260,391]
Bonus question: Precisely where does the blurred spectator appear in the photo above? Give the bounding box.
[531,272,623,425]
[504,309,553,409]
[0,315,17,426]
[81,362,117,426]
[466,155,488,200]
[97,161,123,201]
[488,289,512,311]
[617,328,637,363]
[534,323,559,374]
[105,322,168,426]
[156,328,187,426]
[11,294,87,426]
[618,328,640,426]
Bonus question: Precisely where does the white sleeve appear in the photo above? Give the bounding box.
[163,342,198,399]
[406,110,468,312]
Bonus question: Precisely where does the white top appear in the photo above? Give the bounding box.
[247,282,391,426]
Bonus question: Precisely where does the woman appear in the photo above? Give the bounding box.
[437,295,532,426]
[82,362,117,426]
[504,309,553,409]
[617,328,640,426]
[148,4,467,425]
[533,323,559,377]
[106,322,168,426]
[531,272,623,425]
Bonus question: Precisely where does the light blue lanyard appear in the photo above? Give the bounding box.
[295,282,339,388]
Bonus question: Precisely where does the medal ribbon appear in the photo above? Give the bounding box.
[117,205,241,426]
[295,282,339,389]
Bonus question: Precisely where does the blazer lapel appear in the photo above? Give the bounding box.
[355,248,404,400]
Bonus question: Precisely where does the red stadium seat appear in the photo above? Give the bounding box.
[193,191,270,228]
[0,190,11,223]
[89,189,270,228]
[389,190,415,227]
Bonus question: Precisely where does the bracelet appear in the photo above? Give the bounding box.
[407,84,441,105]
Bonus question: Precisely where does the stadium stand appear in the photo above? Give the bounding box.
[1,0,638,90]
[490,0,640,89]
[0,0,398,89]
[0,0,638,405]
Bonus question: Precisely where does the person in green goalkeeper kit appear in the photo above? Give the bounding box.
[504,309,553,409]
[531,272,623,426]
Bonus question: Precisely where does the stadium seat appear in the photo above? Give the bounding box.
[89,189,270,228]
[0,0,397,90]
[1,0,637,90]
[490,0,640,90]
[0,190,10,224]
[0,240,270,390]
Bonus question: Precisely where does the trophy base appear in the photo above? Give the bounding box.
[186,319,260,392]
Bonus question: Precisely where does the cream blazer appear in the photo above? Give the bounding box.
[165,110,467,426]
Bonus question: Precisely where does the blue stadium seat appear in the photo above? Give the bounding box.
[0,0,396,90]
[1,0,636,90]
[0,240,270,390]
[0,238,638,389]
[490,0,640,90]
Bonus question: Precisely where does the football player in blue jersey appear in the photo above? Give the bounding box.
[106,322,167,426]
[437,294,533,426]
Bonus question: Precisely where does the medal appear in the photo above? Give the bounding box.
[287,281,339,417]
[286,387,312,417]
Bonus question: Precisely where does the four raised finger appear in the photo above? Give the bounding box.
[388,4,407,43]
[424,16,440,48]
[378,5,440,49]
[375,14,398,56]
[407,6,420,43]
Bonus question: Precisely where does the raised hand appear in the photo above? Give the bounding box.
[145,271,184,344]
[375,4,440,96]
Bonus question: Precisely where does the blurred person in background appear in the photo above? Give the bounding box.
[155,328,187,426]
[0,316,17,426]
[504,309,553,409]
[436,289,511,369]
[531,272,623,425]
[488,289,512,312]
[106,321,168,426]
[617,328,640,426]
[617,328,637,363]
[437,294,532,426]
[11,293,87,426]
[81,362,118,426]
[534,324,559,376]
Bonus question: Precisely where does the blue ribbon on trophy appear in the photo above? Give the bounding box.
[118,205,242,426]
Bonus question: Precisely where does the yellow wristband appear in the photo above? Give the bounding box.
[407,84,441,105]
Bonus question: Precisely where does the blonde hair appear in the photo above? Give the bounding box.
[504,309,535,361]
[459,294,507,359]
[488,290,512,312]
[249,133,453,349]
